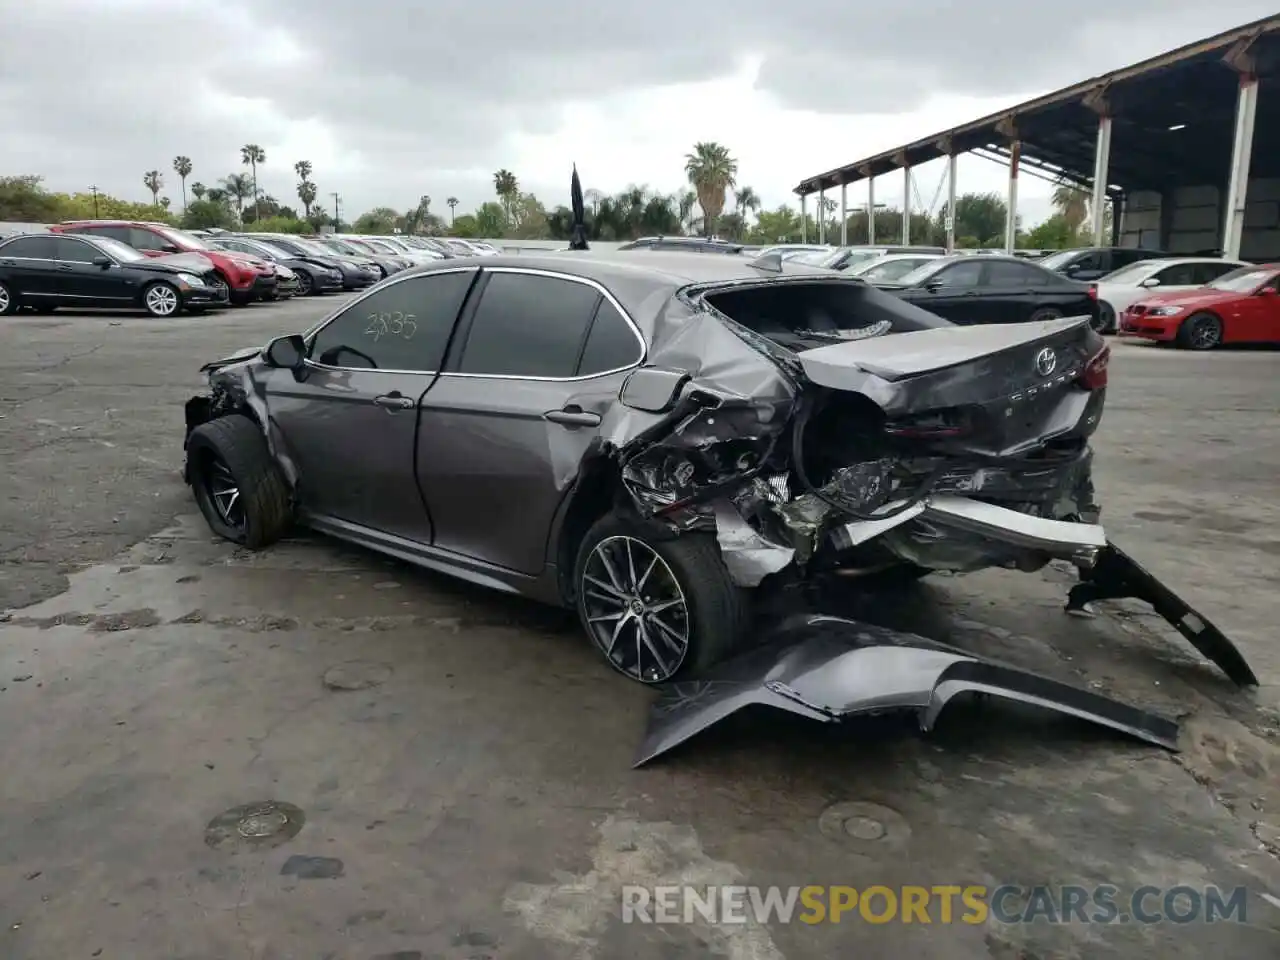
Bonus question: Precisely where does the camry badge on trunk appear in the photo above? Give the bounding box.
[1035,347,1057,376]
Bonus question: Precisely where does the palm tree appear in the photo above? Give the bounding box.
[172,156,193,213]
[143,170,164,207]
[293,159,312,182]
[734,186,761,217]
[241,144,266,220]
[419,194,431,218]
[585,188,603,218]
[297,180,317,218]
[1051,177,1090,234]
[683,142,738,236]
[206,187,228,206]
[221,173,252,219]
[190,181,207,200]
[677,190,701,235]
[446,196,459,224]
[493,169,519,223]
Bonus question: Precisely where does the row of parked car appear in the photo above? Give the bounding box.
[0,220,500,318]
[613,237,1280,349]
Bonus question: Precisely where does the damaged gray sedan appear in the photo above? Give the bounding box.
[183,252,1255,693]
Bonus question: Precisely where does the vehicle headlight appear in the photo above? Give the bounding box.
[1147,306,1184,317]
[177,272,205,286]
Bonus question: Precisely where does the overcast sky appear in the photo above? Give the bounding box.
[1,0,1273,226]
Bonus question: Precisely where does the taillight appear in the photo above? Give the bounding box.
[1087,284,1098,300]
[1080,343,1110,389]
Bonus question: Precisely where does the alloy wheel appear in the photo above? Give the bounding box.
[580,535,690,683]
[145,284,179,316]
[296,271,312,295]
[204,455,245,532]
[0,285,10,314]
[1190,317,1221,350]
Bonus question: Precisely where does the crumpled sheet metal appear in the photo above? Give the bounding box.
[633,614,1180,766]
[711,500,795,587]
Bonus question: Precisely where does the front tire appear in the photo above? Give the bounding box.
[187,414,292,548]
[142,281,181,318]
[1177,311,1222,351]
[573,513,749,684]
[0,280,19,316]
[295,270,314,296]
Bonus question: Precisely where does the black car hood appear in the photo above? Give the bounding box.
[634,614,1180,766]
[143,252,215,273]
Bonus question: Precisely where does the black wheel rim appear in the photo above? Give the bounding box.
[203,454,245,531]
[1191,317,1221,349]
[297,273,311,294]
[580,535,690,683]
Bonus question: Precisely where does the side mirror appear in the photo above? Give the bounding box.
[92,256,111,268]
[924,278,944,292]
[619,366,691,413]
[1139,277,1160,288]
[264,334,307,372]
[1259,287,1278,297]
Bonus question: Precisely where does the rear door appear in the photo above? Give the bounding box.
[53,236,134,303]
[1146,261,1199,296]
[979,259,1047,323]
[415,268,644,574]
[269,267,479,542]
[0,235,60,300]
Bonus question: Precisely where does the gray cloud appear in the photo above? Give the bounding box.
[0,0,1273,215]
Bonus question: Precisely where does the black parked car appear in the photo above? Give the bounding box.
[207,236,344,296]
[0,232,228,317]
[251,235,379,291]
[1037,246,1168,282]
[870,254,1097,325]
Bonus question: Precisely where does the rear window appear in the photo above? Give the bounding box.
[703,279,951,354]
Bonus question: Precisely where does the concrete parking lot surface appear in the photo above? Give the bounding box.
[1,299,1278,959]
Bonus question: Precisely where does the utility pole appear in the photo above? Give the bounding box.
[89,185,100,218]
[331,192,341,231]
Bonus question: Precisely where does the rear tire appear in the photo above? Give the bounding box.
[1176,311,1222,351]
[573,512,750,684]
[1092,302,1115,334]
[187,414,292,549]
[1029,307,1064,324]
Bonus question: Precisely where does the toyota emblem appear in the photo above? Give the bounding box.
[1034,347,1057,377]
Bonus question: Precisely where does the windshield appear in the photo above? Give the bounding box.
[93,236,147,262]
[1038,249,1084,271]
[321,238,361,255]
[1208,266,1275,292]
[281,237,332,257]
[358,239,396,254]
[157,226,205,251]
[1100,260,1163,284]
[378,238,410,251]
[855,257,938,282]
[243,240,293,260]
[833,250,885,270]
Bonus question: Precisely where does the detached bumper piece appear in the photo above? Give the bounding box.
[634,615,1180,767]
[1066,543,1258,687]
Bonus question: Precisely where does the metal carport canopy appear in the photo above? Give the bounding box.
[793,14,1280,198]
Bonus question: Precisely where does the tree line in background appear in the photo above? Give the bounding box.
[1,140,1104,248]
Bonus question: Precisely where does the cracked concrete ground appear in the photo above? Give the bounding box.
[1,301,1278,959]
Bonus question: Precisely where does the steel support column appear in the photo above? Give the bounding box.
[800,193,808,243]
[840,183,847,246]
[902,164,911,244]
[818,187,827,244]
[946,152,957,253]
[1222,74,1259,260]
[1090,116,1113,246]
[1005,140,1020,254]
[867,175,876,245]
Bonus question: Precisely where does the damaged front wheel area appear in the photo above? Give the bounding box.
[187,414,293,549]
[573,514,750,684]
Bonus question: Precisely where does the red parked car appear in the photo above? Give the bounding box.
[50,221,278,306]
[1119,263,1280,350]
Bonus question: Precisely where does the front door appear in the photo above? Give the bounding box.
[912,259,986,324]
[53,236,134,304]
[0,235,60,300]
[416,269,644,575]
[1227,271,1280,343]
[268,268,479,543]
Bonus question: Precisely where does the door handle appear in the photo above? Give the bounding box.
[544,406,601,427]
[373,393,414,410]
[56,264,74,272]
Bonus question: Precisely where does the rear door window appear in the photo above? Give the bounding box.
[576,299,643,376]
[456,272,601,378]
[0,235,57,259]
[1192,261,1239,284]
[1152,263,1197,286]
[932,260,985,288]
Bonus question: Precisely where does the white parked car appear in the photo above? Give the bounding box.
[844,253,942,283]
[1094,257,1248,333]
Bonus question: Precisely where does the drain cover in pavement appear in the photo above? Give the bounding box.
[818,801,911,847]
[204,801,306,851]
[323,660,392,691]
